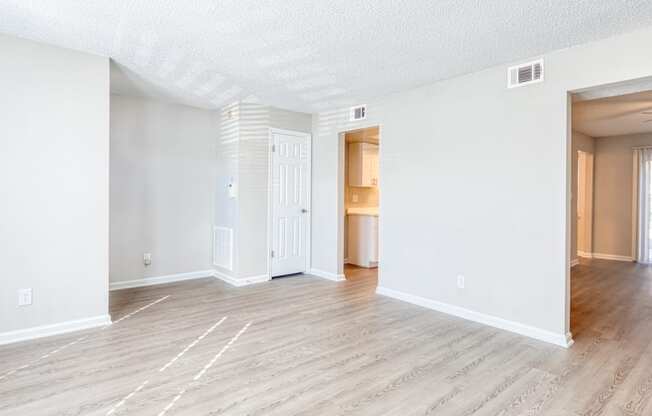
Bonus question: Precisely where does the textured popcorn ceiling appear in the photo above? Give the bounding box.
[2,1,652,112]
[573,90,652,137]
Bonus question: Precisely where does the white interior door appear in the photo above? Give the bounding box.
[271,131,310,277]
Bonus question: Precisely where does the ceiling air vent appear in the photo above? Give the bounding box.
[507,59,544,88]
[350,105,366,121]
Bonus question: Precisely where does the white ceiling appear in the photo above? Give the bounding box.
[2,1,652,112]
[573,90,652,137]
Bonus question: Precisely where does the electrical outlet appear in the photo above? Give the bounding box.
[352,194,359,203]
[18,288,32,306]
[457,275,465,289]
[144,253,152,266]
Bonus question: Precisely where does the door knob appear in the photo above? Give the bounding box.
[301,208,308,213]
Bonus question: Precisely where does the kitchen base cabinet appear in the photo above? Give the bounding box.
[347,214,378,268]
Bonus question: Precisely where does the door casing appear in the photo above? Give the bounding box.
[576,150,594,257]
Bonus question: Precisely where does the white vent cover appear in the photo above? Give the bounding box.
[507,59,544,88]
[213,226,233,270]
[350,105,366,121]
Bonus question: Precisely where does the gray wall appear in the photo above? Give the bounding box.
[214,102,311,281]
[237,102,272,278]
[593,133,652,258]
[311,26,652,341]
[110,95,218,284]
[0,34,110,334]
[214,103,240,276]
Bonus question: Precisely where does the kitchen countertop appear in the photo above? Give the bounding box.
[346,207,379,216]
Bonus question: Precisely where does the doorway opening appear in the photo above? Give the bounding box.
[341,126,379,282]
[569,81,652,339]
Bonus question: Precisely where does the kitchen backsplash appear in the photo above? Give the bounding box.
[346,185,378,207]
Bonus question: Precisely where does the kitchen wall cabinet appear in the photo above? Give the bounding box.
[348,142,378,187]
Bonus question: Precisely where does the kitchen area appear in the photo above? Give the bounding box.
[344,127,379,280]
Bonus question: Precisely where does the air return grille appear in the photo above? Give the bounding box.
[213,226,233,270]
[508,59,544,88]
[350,105,366,121]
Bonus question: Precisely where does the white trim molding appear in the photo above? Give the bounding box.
[213,270,271,287]
[110,270,215,291]
[309,268,346,282]
[590,253,634,262]
[576,251,634,262]
[0,314,112,346]
[376,286,574,348]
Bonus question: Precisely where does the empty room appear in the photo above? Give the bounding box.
[570,87,652,351]
[2,2,652,415]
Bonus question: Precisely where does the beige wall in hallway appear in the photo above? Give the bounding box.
[593,133,652,258]
[571,131,595,263]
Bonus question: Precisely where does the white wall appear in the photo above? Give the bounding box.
[237,102,272,278]
[240,104,311,278]
[312,27,652,345]
[214,102,311,281]
[110,95,218,284]
[0,34,110,336]
[214,103,240,276]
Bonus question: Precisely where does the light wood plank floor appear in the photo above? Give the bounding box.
[344,264,377,281]
[1,259,651,415]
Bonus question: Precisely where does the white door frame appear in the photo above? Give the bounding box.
[566,76,652,345]
[576,150,594,257]
[267,128,312,278]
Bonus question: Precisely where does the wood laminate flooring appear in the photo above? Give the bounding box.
[1,258,651,415]
[344,264,377,281]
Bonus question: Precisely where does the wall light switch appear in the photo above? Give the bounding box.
[227,177,238,199]
[144,253,152,266]
[456,275,465,289]
[18,288,32,306]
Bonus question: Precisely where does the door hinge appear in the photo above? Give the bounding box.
[271,144,276,152]
[271,250,275,258]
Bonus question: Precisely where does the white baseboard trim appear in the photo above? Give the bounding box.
[110,270,215,291]
[213,270,270,287]
[0,314,112,346]
[308,268,346,282]
[376,286,573,348]
[577,251,634,262]
[591,253,634,262]
[570,258,580,267]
